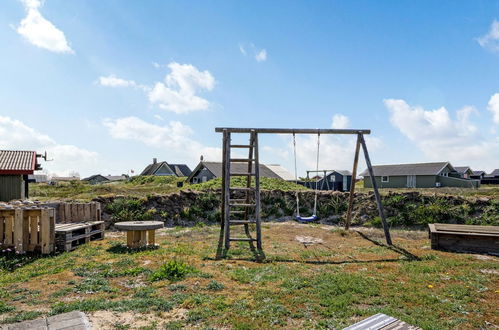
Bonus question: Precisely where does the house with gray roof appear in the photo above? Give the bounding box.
[482,169,499,185]
[82,174,129,185]
[360,162,480,189]
[187,161,289,184]
[140,158,192,177]
[454,166,474,179]
[302,170,352,191]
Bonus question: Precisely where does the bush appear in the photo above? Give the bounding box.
[106,198,153,223]
[149,260,194,282]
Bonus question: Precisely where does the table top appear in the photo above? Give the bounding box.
[114,221,164,231]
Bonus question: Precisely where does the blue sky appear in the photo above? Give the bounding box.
[1,0,499,177]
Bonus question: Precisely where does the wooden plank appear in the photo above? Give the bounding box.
[345,133,361,230]
[215,127,371,135]
[0,213,4,246]
[223,130,231,250]
[148,230,155,245]
[5,212,13,245]
[64,203,71,223]
[14,209,25,253]
[360,134,392,245]
[29,212,38,246]
[83,204,91,221]
[433,223,499,235]
[40,209,52,254]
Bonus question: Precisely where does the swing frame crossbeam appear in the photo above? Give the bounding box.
[215,127,392,260]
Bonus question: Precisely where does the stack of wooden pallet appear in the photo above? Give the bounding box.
[0,204,55,254]
[55,221,105,252]
[56,202,101,223]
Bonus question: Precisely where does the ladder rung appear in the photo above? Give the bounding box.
[230,145,253,148]
[230,158,254,162]
[229,220,256,225]
[229,238,257,242]
[230,198,250,203]
[230,172,254,176]
[230,187,255,191]
[230,203,256,207]
[229,210,246,214]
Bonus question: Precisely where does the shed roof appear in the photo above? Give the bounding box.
[0,150,37,175]
[360,162,453,177]
[489,169,499,177]
[471,170,485,176]
[331,170,352,176]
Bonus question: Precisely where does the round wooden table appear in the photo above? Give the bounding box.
[114,221,164,248]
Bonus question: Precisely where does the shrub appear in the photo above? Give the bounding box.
[149,260,194,282]
[106,198,152,223]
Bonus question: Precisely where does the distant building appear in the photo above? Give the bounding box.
[140,158,192,177]
[0,150,43,201]
[482,169,499,185]
[187,161,290,184]
[82,174,129,185]
[303,170,352,191]
[454,166,474,179]
[360,162,480,189]
[27,174,48,183]
[50,176,80,184]
[470,170,486,180]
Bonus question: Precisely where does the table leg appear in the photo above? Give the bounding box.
[127,231,134,247]
[148,230,156,245]
[139,230,147,246]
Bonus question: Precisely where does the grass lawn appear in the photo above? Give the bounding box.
[0,222,497,329]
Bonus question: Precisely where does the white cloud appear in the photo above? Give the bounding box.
[17,0,73,54]
[477,20,499,52]
[385,98,499,169]
[255,49,267,62]
[239,43,267,63]
[488,93,499,124]
[0,116,98,176]
[99,63,215,114]
[331,114,350,129]
[103,116,221,162]
[98,75,137,88]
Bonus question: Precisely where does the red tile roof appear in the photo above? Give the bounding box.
[0,150,37,175]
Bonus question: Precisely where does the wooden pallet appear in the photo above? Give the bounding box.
[55,221,105,252]
[344,313,420,329]
[429,223,499,255]
[0,207,55,254]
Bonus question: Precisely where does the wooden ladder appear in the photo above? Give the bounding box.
[216,129,264,260]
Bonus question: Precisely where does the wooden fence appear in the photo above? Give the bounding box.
[0,206,55,254]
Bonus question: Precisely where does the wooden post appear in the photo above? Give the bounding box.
[40,208,52,254]
[29,211,38,249]
[14,209,25,253]
[359,134,392,245]
[148,230,155,245]
[253,131,262,252]
[345,134,361,230]
[5,212,13,245]
[223,130,231,250]
[127,231,133,247]
[0,212,4,246]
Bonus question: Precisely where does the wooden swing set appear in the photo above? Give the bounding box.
[215,127,392,260]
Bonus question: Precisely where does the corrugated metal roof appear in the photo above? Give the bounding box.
[0,150,36,174]
[360,162,452,177]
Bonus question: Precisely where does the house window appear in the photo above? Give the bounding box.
[441,172,448,177]
[192,177,198,183]
[381,176,389,183]
[202,176,207,182]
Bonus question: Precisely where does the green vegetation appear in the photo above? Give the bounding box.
[189,177,308,191]
[105,198,155,223]
[149,260,194,282]
[0,223,496,328]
